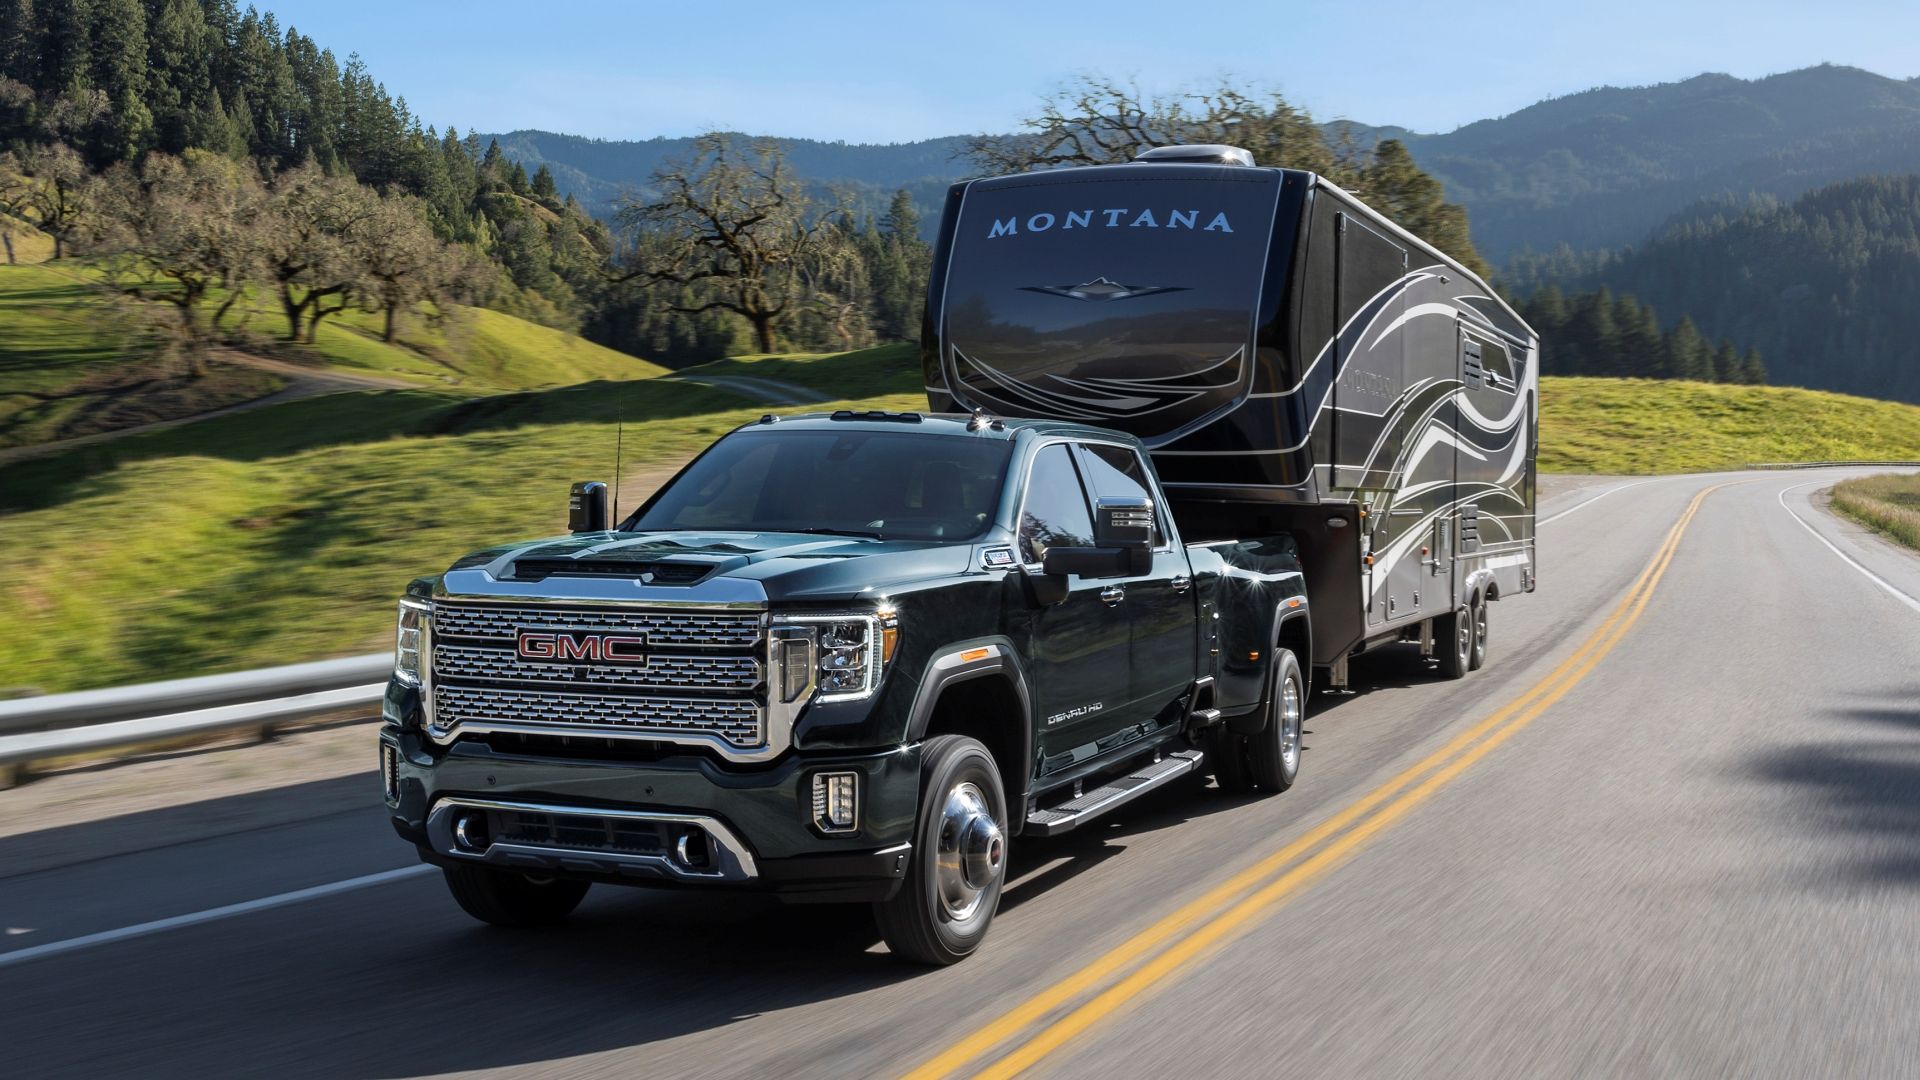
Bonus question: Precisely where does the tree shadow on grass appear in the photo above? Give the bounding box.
[0,377,765,514]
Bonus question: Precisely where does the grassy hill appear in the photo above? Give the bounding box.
[4,353,1915,695]
[1539,378,1920,474]
[0,344,922,695]
[0,263,664,450]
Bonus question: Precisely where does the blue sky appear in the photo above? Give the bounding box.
[261,0,1919,142]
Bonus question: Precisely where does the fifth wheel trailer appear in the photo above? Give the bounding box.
[923,143,1539,685]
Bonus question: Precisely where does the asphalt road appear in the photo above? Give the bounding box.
[3,469,1918,1079]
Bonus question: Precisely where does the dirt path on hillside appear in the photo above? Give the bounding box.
[0,349,420,467]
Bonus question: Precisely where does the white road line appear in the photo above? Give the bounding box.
[1539,477,1664,526]
[0,864,435,969]
[1778,482,1920,615]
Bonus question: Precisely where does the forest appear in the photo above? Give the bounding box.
[1506,175,1920,404]
[0,2,1492,369]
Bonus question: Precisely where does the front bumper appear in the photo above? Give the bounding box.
[382,727,921,903]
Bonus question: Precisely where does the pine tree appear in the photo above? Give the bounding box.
[1710,340,1740,383]
[882,188,919,239]
[1738,347,1769,385]
[1665,316,1712,381]
[1564,287,1620,376]
[1359,139,1487,278]
[530,163,556,201]
[85,0,152,162]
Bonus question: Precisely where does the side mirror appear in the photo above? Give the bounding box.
[569,481,609,533]
[1094,495,1154,576]
[1038,498,1154,581]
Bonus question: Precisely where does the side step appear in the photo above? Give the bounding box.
[1024,749,1206,837]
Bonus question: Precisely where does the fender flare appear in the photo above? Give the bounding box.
[1230,603,1312,735]
[903,638,1035,819]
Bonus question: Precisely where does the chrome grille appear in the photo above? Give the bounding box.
[425,599,771,756]
[432,603,761,647]
[435,685,762,748]
[432,644,759,691]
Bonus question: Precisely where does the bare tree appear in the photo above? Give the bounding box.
[91,151,266,373]
[16,142,96,259]
[0,151,30,265]
[259,163,379,343]
[966,76,1342,179]
[617,134,849,354]
[359,193,464,342]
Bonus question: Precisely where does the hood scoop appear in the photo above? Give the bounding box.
[506,557,718,585]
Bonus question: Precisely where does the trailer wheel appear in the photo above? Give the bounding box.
[874,735,1007,965]
[1247,650,1305,791]
[1469,592,1489,671]
[1435,605,1472,680]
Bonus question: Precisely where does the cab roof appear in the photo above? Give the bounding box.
[736,410,1143,446]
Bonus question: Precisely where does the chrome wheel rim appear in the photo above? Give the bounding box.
[1457,610,1472,662]
[1279,673,1303,774]
[933,781,1003,924]
[1475,603,1488,651]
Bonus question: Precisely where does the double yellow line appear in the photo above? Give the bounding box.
[905,482,1730,1080]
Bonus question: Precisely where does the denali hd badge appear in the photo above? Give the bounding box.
[517,628,649,664]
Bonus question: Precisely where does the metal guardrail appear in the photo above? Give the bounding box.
[0,654,388,785]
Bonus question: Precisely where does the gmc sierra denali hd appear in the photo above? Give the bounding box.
[381,143,1538,964]
[382,411,1307,964]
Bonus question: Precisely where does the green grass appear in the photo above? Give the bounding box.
[677,343,922,400]
[1831,473,1920,551]
[0,262,666,449]
[1539,378,1920,474]
[0,355,921,694]
[6,352,1919,695]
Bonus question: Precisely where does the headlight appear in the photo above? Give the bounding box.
[777,609,899,703]
[395,599,429,685]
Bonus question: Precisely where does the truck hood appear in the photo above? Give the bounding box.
[439,530,977,605]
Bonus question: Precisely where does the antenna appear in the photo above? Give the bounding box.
[611,381,625,527]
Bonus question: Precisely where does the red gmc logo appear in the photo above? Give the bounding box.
[516,629,649,664]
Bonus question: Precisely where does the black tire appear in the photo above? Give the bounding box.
[874,734,1008,965]
[1247,650,1305,792]
[1469,592,1489,671]
[443,864,590,927]
[1434,605,1472,680]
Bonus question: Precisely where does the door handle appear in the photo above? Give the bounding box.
[1099,585,1126,606]
[1170,574,1192,594]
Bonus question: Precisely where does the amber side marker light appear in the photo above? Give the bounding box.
[958,647,992,663]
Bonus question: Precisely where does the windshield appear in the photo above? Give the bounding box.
[938,169,1282,439]
[629,428,1012,541]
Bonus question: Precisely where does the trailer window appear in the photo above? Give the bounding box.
[1078,444,1166,545]
[1020,444,1095,563]
[1478,337,1514,388]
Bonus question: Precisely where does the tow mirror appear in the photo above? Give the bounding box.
[569,481,609,533]
[1093,495,1154,575]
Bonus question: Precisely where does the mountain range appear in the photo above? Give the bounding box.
[490,65,1920,261]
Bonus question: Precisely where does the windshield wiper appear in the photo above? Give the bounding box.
[785,527,884,539]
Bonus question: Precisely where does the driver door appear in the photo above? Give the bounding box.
[1021,443,1134,768]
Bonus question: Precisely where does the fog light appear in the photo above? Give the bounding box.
[380,743,399,804]
[811,771,860,834]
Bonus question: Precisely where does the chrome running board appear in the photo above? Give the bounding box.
[1024,749,1206,837]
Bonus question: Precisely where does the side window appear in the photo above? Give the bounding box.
[1078,444,1165,545]
[1019,444,1095,563]
[1479,337,1514,388]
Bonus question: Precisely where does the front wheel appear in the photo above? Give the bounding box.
[443,864,590,927]
[1247,650,1305,791]
[874,735,1009,965]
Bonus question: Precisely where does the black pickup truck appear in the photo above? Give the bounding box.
[381,409,1307,963]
